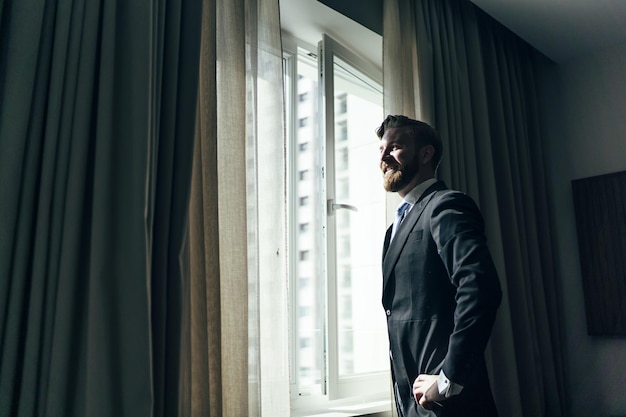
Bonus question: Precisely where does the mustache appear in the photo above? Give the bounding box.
[381,161,400,172]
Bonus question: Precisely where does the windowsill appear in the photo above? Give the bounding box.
[292,396,392,417]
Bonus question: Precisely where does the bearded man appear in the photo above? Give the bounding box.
[377,115,502,417]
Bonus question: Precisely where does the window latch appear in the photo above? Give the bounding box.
[327,199,358,214]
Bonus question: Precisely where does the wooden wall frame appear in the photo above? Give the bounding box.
[572,170,626,336]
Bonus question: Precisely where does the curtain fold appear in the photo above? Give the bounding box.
[383,1,566,416]
[181,0,289,415]
[0,1,202,416]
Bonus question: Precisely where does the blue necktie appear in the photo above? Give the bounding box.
[391,201,410,241]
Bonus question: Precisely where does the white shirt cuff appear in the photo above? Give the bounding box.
[437,370,464,398]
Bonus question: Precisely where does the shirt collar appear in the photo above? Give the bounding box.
[401,178,438,208]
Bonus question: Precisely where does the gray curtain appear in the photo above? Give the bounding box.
[383,1,566,416]
[0,1,202,416]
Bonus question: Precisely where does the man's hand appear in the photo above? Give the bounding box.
[412,374,445,409]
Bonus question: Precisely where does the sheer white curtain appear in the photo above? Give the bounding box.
[383,1,566,416]
[181,0,289,415]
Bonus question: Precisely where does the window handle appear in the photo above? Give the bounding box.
[327,199,358,214]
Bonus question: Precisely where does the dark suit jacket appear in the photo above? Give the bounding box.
[382,181,502,417]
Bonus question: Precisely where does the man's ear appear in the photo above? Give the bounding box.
[420,144,435,165]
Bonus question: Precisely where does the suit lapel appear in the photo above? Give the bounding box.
[383,225,393,258]
[382,181,446,293]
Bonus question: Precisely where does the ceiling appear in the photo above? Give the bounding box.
[280,0,626,68]
[471,0,626,63]
[280,0,383,67]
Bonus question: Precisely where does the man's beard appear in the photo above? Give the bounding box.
[382,162,418,192]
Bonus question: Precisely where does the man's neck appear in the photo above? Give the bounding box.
[398,175,436,198]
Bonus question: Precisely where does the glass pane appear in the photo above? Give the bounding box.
[332,56,388,377]
[294,49,324,390]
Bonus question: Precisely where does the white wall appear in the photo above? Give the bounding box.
[542,41,626,417]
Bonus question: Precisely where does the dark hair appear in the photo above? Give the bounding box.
[376,115,443,169]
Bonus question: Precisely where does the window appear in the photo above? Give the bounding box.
[337,93,347,114]
[336,178,349,200]
[284,34,389,414]
[299,169,310,181]
[337,147,349,170]
[339,266,351,289]
[299,276,311,289]
[336,120,348,141]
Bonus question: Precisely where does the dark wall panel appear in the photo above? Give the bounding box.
[572,170,626,336]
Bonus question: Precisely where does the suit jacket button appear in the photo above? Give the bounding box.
[386,309,391,316]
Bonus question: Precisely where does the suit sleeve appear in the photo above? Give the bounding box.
[429,191,502,386]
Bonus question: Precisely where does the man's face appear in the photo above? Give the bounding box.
[379,127,420,193]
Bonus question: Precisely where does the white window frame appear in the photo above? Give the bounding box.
[283,32,391,416]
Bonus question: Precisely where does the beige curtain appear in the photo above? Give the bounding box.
[0,1,203,416]
[180,0,289,415]
[383,1,566,416]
